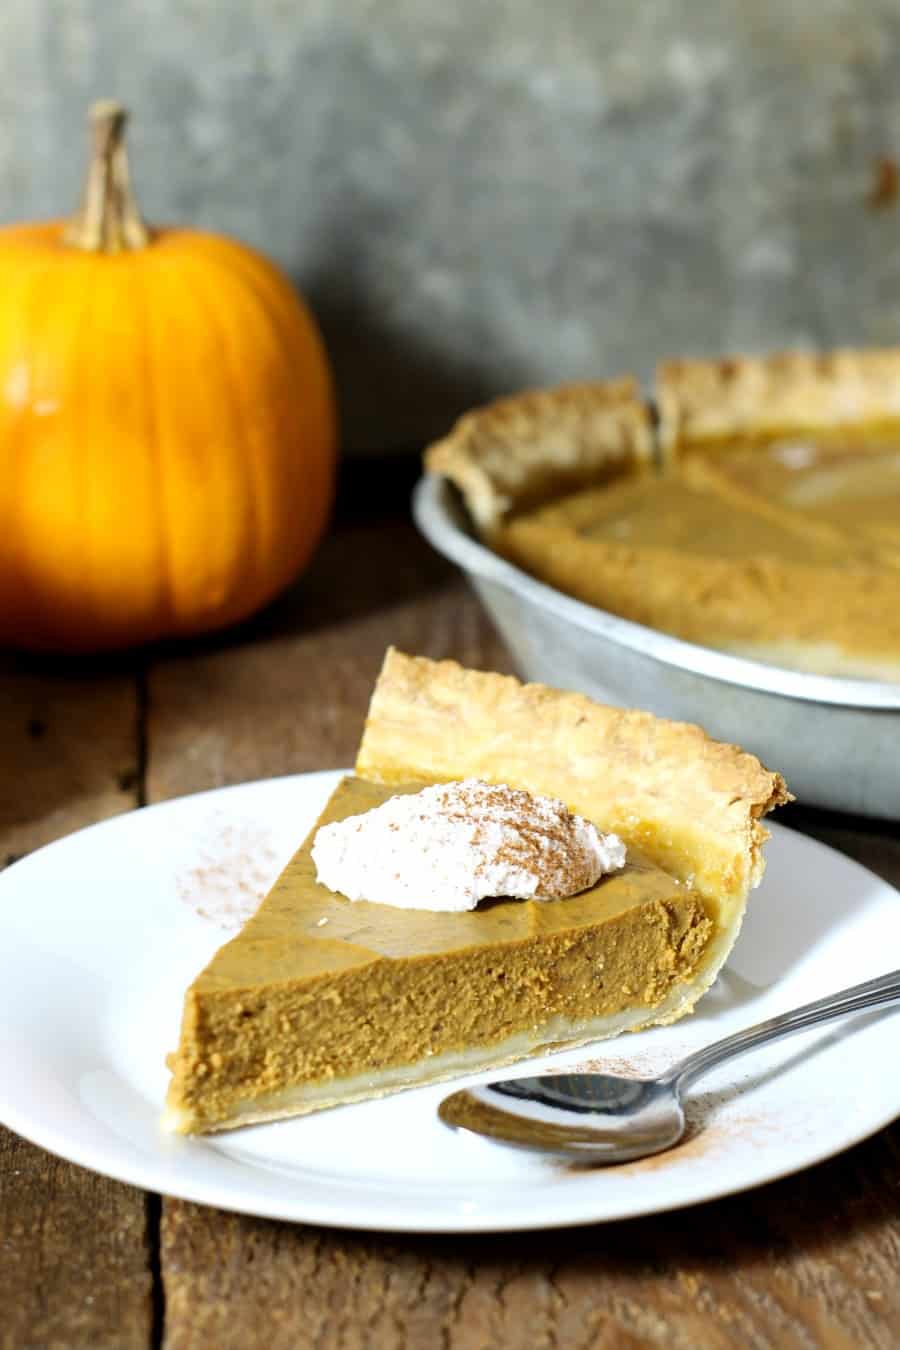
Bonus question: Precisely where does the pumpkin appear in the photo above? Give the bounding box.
[0,100,337,652]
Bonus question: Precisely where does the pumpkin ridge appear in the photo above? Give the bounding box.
[189,237,335,583]
[135,250,176,632]
[208,249,329,601]
[179,251,265,605]
[188,234,336,546]
[69,257,115,642]
[76,257,127,641]
[0,257,60,642]
[149,247,242,627]
[218,251,333,584]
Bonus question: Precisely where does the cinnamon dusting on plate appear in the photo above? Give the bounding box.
[176,814,280,930]
[548,1052,781,1176]
[604,1108,778,1176]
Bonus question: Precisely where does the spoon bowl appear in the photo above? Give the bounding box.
[438,967,900,1165]
[440,1073,685,1163]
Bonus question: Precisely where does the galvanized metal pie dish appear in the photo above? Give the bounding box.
[412,473,900,820]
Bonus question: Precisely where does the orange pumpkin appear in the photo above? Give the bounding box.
[0,100,337,652]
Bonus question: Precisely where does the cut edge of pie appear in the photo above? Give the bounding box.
[163,649,789,1134]
[424,377,654,535]
[166,999,711,1133]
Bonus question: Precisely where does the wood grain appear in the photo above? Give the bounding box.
[0,658,139,862]
[159,1127,900,1350]
[1,1133,154,1350]
[0,655,154,1350]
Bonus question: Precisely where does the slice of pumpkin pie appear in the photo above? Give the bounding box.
[164,649,789,1133]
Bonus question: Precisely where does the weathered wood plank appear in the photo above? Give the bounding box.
[160,1126,900,1350]
[0,660,140,862]
[0,657,154,1350]
[1,1134,155,1350]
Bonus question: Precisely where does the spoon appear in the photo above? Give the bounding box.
[438,968,900,1164]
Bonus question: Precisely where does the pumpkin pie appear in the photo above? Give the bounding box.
[164,649,788,1133]
[426,350,900,681]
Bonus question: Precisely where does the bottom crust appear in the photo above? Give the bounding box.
[162,927,737,1135]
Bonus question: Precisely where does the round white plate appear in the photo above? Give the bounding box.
[2,770,899,1233]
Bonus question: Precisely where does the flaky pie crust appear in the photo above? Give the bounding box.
[358,649,789,947]
[425,378,653,534]
[657,347,900,456]
[427,345,900,532]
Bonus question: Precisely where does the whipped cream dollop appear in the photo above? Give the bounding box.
[311,779,626,912]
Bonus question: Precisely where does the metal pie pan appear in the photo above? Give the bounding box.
[412,475,900,820]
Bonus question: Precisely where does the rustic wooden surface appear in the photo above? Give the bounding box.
[3,472,900,1349]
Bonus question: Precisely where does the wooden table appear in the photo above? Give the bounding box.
[3,464,900,1349]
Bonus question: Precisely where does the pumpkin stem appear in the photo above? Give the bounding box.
[64,100,151,253]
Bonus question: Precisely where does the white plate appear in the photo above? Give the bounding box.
[2,770,899,1233]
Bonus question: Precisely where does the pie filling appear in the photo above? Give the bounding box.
[165,776,713,1134]
[495,435,900,679]
[699,438,900,544]
[163,995,703,1134]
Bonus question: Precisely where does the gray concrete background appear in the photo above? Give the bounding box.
[3,1,900,452]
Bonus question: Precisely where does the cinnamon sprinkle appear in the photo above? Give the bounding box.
[176,813,280,930]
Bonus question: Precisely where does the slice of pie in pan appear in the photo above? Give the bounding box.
[164,648,789,1134]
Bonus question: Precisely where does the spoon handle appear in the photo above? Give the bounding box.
[664,967,900,1092]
